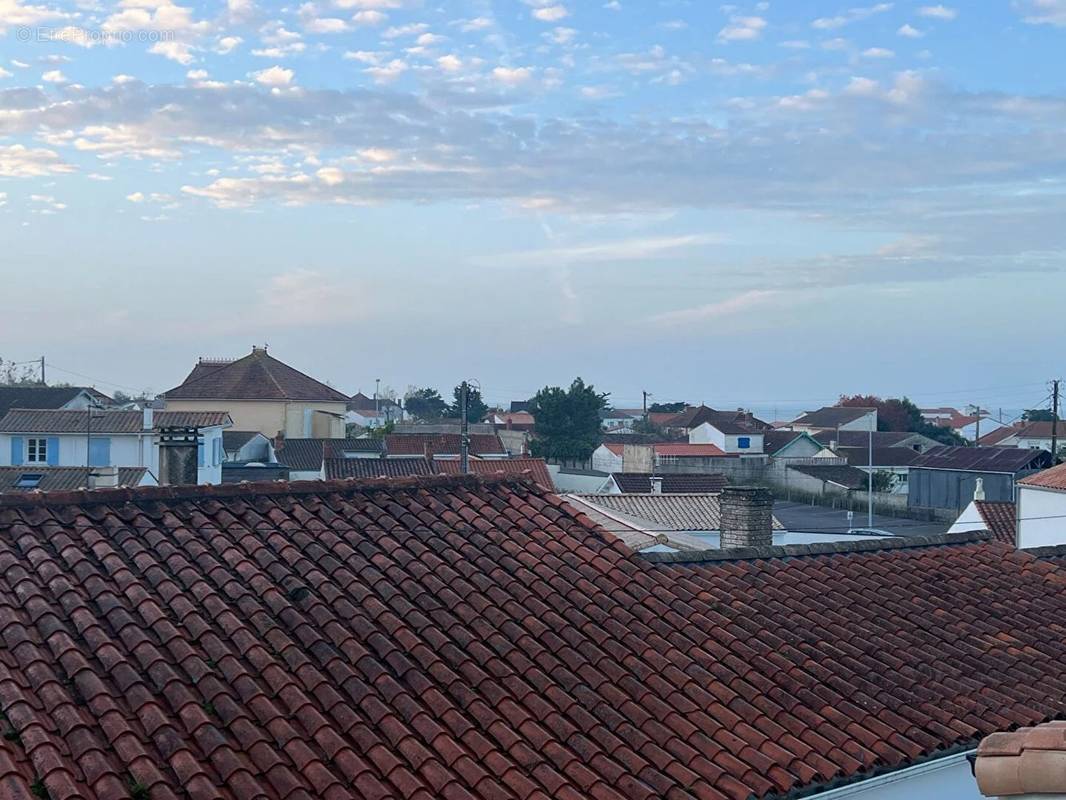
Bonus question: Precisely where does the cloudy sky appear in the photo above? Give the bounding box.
[2,0,1065,414]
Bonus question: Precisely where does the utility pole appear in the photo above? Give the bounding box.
[642,390,650,425]
[867,424,873,528]
[968,404,981,447]
[40,356,46,385]
[1052,380,1061,465]
[459,381,469,474]
[374,377,381,425]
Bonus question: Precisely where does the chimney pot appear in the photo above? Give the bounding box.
[720,486,774,549]
[974,477,985,501]
[650,476,663,494]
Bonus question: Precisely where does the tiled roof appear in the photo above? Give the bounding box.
[1,479,1066,798]
[1019,462,1066,491]
[664,406,770,433]
[911,445,1050,473]
[384,433,507,456]
[792,406,876,429]
[276,438,383,471]
[836,446,922,468]
[324,457,434,479]
[432,457,553,489]
[974,500,1017,545]
[653,443,729,458]
[810,430,924,449]
[609,473,729,493]
[1013,421,1066,439]
[0,466,149,492]
[222,430,263,451]
[788,464,871,490]
[0,386,102,417]
[164,349,349,402]
[571,492,784,531]
[976,721,1066,797]
[0,409,231,433]
[979,425,1022,446]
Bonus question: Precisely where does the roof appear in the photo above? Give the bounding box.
[2,479,1066,799]
[978,425,1021,446]
[761,430,820,456]
[788,464,871,490]
[0,408,231,433]
[664,405,770,433]
[163,348,348,402]
[0,466,149,492]
[431,457,553,489]
[609,472,729,493]
[836,445,922,468]
[0,385,102,417]
[1019,462,1066,491]
[276,437,383,471]
[911,445,1050,473]
[791,406,876,429]
[976,721,1066,797]
[492,411,535,426]
[810,430,925,449]
[653,443,729,457]
[571,492,784,531]
[508,400,531,412]
[324,457,434,479]
[1013,421,1066,439]
[974,500,1017,545]
[348,392,401,413]
[384,432,507,456]
[221,430,265,451]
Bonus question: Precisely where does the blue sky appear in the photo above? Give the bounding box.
[2,0,1065,414]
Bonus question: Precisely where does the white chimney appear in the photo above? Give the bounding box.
[974,477,985,501]
[89,466,120,489]
[650,476,663,494]
[143,405,154,430]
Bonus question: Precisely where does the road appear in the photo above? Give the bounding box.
[773,500,950,539]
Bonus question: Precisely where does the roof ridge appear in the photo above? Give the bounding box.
[0,473,539,510]
[638,530,995,563]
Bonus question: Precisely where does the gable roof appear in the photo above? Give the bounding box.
[789,463,871,490]
[911,445,1050,474]
[1019,462,1066,491]
[653,443,729,457]
[1013,421,1066,439]
[571,492,784,531]
[0,385,102,417]
[665,405,770,433]
[810,429,927,449]
[276,437,383,471]
[974,500,1017,545]
[323,456,553,488]
[431,457,553,488]
[0,408,231,433]
[608,472,729,493]
[384,432,507,456]
[979,425,1022,446]
[221,430,266,451]
[792,406,876,429]
[164,348,349,402]
[836,445,923,468]
[762,430,824,456]
[2,479,1066,799]
[324,457,434,479]
[0,466,149,492]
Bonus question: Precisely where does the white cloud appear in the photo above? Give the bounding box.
[259,269,363,327]
[0,144,75,177]
[649,290,779,327]
[897,23,924,37]
[0,0,69,31]
[150,41,197,64]
[353,9,385,25]
[216,35,242,53]
[316,166,344,185]
[41,70,67,83]
[812,3,893,30]
[252,65,294,86]
[486,234,722,267]
[382,22,427,38]
[437,54,462,72]
[918,5,957,20]
[718,15,766,42]
[186,68,208,79]
[862,47,895,58]
[459,16,491,31]
[1018,0,1066,26]
[492,66,533,85]
[364,59,408,82]
[126,191,145,202]
[532,4,568,22]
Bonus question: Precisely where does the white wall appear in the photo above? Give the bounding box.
[809,753,979,800]
[948,501,986,535]
[840,411,878,432]
[1017,485,1066,548]
[591,446,623,473]
[689,424,764,454]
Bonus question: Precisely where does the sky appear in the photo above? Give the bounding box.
[1,0,1065,416]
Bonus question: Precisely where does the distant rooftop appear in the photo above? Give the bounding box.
[164,347,348,402]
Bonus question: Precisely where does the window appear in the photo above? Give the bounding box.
[737,437,751,449]
[26,438,48,463]
[15,473,43,488]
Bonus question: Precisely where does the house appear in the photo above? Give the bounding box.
[908,445,1052,511]
[949,490,1016,545]
[0,407,231,484]
[1016,462,1066,549]
[810,428,940,453]
[5,475,1066,798]
[162,346,348,439]
[274,437,384,480]
[325,456,554,489]
[600,472,729,494]
[591,442,625,472]
[0,465,154,492]
[383,432,508,458]
[785,463,873,494]
[487,410,535,431]
[221,430,274,462]
[662,405,771,436]
[325,456,434,480]
[762,430,833,459]
[934,412,1006,443]
[789,406,878,433]
[688,418,765,454]
[592,441,742,475]
[920,406,961,424]
[220,462,290,483]
[346,391,404,429]
[600,408,637,430]
[567,489,785,537]
[0,384,114,417]
[989,421,1066,454]
[833,445,923,494]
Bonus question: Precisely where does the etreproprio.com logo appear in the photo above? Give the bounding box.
[16,27,176,44]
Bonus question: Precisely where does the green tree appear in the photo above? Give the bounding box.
[529,378,609,462]
[1023,409,1056,422]
[838,394,966,446]
[449,384,489,422]
[649,402,686,414]
[404,387,447,420]
[0,358,41,386]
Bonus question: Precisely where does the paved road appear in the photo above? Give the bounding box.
[773,500,950,539]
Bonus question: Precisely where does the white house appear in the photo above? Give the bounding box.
[991,421,1066,454]
[591,443,624,473]
[0,407,231,485]
[789,407,878,433]
[1016,463,1066,549]
[688,420,765,454]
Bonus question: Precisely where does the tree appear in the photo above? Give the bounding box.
[529,378,609,462]
[870,470,896,493]
[404,387,447,420]
[649,402,686,414]
[838,394,966,446]
[1023,409,1055,422]
[0,358,40,386]
[449,383,488,423]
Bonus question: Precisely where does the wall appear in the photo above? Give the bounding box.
[653,456,769,485]
[546,466,610,493]
[591,446,623,473]
[808,753,978,800]
[948,500,987,535]
[1017,485,1066,548]
[164,399,346,438]
[689,424,765,454]
[840,412,878,432]
[909,469,1015,511]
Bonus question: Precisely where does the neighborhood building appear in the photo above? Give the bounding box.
[949,487,1017,545]
[487,410,535,431]
[221,430,273,462]
[908,445,1052,511]
[0,465,154,492]
[599,472,729,494]
[787,406,878,433]
[1016,462,1066,549]
[383,432,509,458]
[987,421,1065,453]
[345,391,404,429]
[162,346,348,439]
[0,385,114,417]
[273,437,384,480]
[0,408,231,484]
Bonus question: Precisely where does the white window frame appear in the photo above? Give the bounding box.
[26,438,48,463]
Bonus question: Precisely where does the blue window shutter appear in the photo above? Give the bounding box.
[198,440,205,467]
[46,437,60,466]
[10,437,23,466]
[89,437,111,467]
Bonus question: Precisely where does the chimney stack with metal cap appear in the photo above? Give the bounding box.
[158,426,200,485]
[720,486,774,549]
[88,466,120,489]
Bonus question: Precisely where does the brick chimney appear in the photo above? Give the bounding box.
[158,426,200,485]
[720,486,774,549]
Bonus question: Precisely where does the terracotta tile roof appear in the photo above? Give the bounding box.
[1019,462,1066,490]
[912,445,1051,473]
[384,433,507,456]
[324,457,434,479]
[974,500,1017,545]
[609,473,729,493]
[0,466,150,492]
[164,349,349,402]
[789,464,871,490]
[792,406,876,429]
[431,457,553,489]
[0,409,231,433]
[653,443,729,458]
[976,721,1066,796]
[1013,421,1066,439]
[1,479,1066,798]
[276,438,383,471]
[664,405,770,432]
[571,492,784,531]
[978,425,1021,446]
